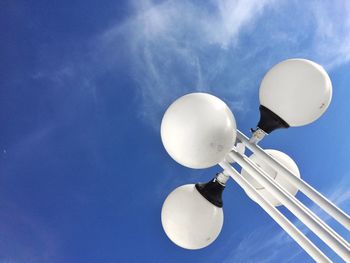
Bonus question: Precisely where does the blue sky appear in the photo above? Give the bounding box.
[1,0,350,262]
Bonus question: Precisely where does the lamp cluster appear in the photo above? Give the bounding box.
[159,59,349,262]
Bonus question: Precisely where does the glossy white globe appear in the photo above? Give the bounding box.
[259,59,332,127]
[161,184,224,249]
[161,93,236,169]
[241,149,300,207]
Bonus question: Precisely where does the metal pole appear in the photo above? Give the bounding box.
[229,150,350,261]
[236,130,350,230]
[219,161,331,263]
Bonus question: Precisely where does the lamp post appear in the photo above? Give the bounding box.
[159,59,350,262]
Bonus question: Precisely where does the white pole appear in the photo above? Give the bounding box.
[236,130,350,230]
[219,161,331,263]
[229,150,350,262]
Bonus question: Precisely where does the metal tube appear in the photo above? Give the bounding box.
[236,130,350,230]
[219,161,331,263]
[229,150,350,261]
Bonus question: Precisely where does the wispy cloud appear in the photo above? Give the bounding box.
[34,0,350,129]
[98,0,277,127]
[222,225,300,263]
[310,2,350,68]
[107,0,350,128]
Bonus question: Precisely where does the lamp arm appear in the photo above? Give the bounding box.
[219,161,331,263]
[236,129,350,231]
[228,149,350,261]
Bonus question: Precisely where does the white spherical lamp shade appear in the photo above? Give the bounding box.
[161,184,224,249]
[241,149,300,207]
[259,59,332,127]
[161,93,236,169]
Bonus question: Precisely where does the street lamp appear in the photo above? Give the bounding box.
[161,93,236,169]
[241,149,301,207]
[159,59,350,262]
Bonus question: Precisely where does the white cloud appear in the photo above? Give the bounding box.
[222,226,300,263]
[98,0,276,127]
[95,0,350,128]
[34,0,350,129]
[215,0,273,48]
[310,1,350,68]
